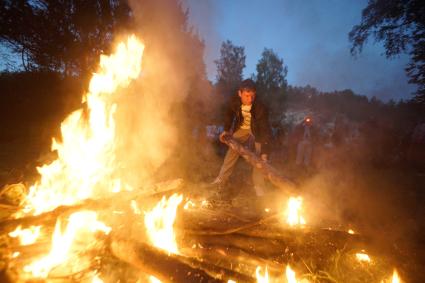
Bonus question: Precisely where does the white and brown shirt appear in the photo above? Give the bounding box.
[240,104,252,130]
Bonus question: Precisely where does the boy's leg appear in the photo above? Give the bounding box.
[214,129,252,184]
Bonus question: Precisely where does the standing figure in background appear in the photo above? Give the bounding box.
[211,79,271,197]
[295,116,316,167]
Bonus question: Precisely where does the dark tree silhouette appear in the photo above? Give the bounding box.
[255,48,287,96]
[349,0,425,103]
[214,40,246,95]
[254,48,288,122]
[0,0,132,79]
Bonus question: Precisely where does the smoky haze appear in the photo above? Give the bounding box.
[112,0,210,189]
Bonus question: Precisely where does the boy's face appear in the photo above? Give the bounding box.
[238,89,256,105]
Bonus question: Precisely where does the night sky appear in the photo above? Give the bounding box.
[184,0,416,101]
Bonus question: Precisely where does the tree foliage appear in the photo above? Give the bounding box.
[254,48,288,122]
[255,48,288,95]
[0,0,132,79]
[349,0,425,103]
[214,40,246,95]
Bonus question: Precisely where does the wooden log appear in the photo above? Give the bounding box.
[182,212,280,236]
[221,135,296,193]
[180,245,282,279]
[110,238,224,283]
[0,179,184,234]
[182,225,371,268]
[175,249,256,283]
[0,199,107,234]
[186,233,286,259]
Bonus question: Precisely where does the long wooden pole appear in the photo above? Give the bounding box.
[221,135,297,192]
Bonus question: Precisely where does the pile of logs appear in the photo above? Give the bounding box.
[0,176,381,283]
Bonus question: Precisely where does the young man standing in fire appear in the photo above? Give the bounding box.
[211,79,272,198]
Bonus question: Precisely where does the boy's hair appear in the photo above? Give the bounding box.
[239,79,256,92]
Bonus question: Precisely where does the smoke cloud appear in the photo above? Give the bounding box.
[112,0,209,188]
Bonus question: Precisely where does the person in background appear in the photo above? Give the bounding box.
[295,116,317,167]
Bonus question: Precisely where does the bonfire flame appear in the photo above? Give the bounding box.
[9,35,145,279]
[144,193,183,254]
[255,265,306,283]
[356,251,371,263]
[9,225,41,245]
[22,35,144,216]
[149,275,163,283]
[391,269,401,283]
[255,266,269,283]
[92,274,104,283]
[24,211,111,278]
[285,197,306,226]
[286,265,298,283]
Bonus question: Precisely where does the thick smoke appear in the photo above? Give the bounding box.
[112,0,210,188]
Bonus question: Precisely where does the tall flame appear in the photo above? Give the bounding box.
[144,194,183,254]
[22,35,144,216]
[14,35,144,279]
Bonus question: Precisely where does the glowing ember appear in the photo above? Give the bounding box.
[24,211,111,278]
[285,197,306,226]
[348,229,355,234]
[9,225,41,245]
[21,35,144,216]
[144,194,183,254]
[227,280,237,283]
[255,266,269,283]
[356,251,371,263]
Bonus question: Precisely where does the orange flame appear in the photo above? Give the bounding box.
[24,211,110,278]
[391,269,401,283]
[92,274,104,283]
[285,197,306,227]
[22,35,144,216]
[9,225,41,245]
[144,194,183,254]
[16,35,144,279]
[149,276,162,283]
[356,251,371,263]
[255,266,269,283]
[255,265,307,283]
